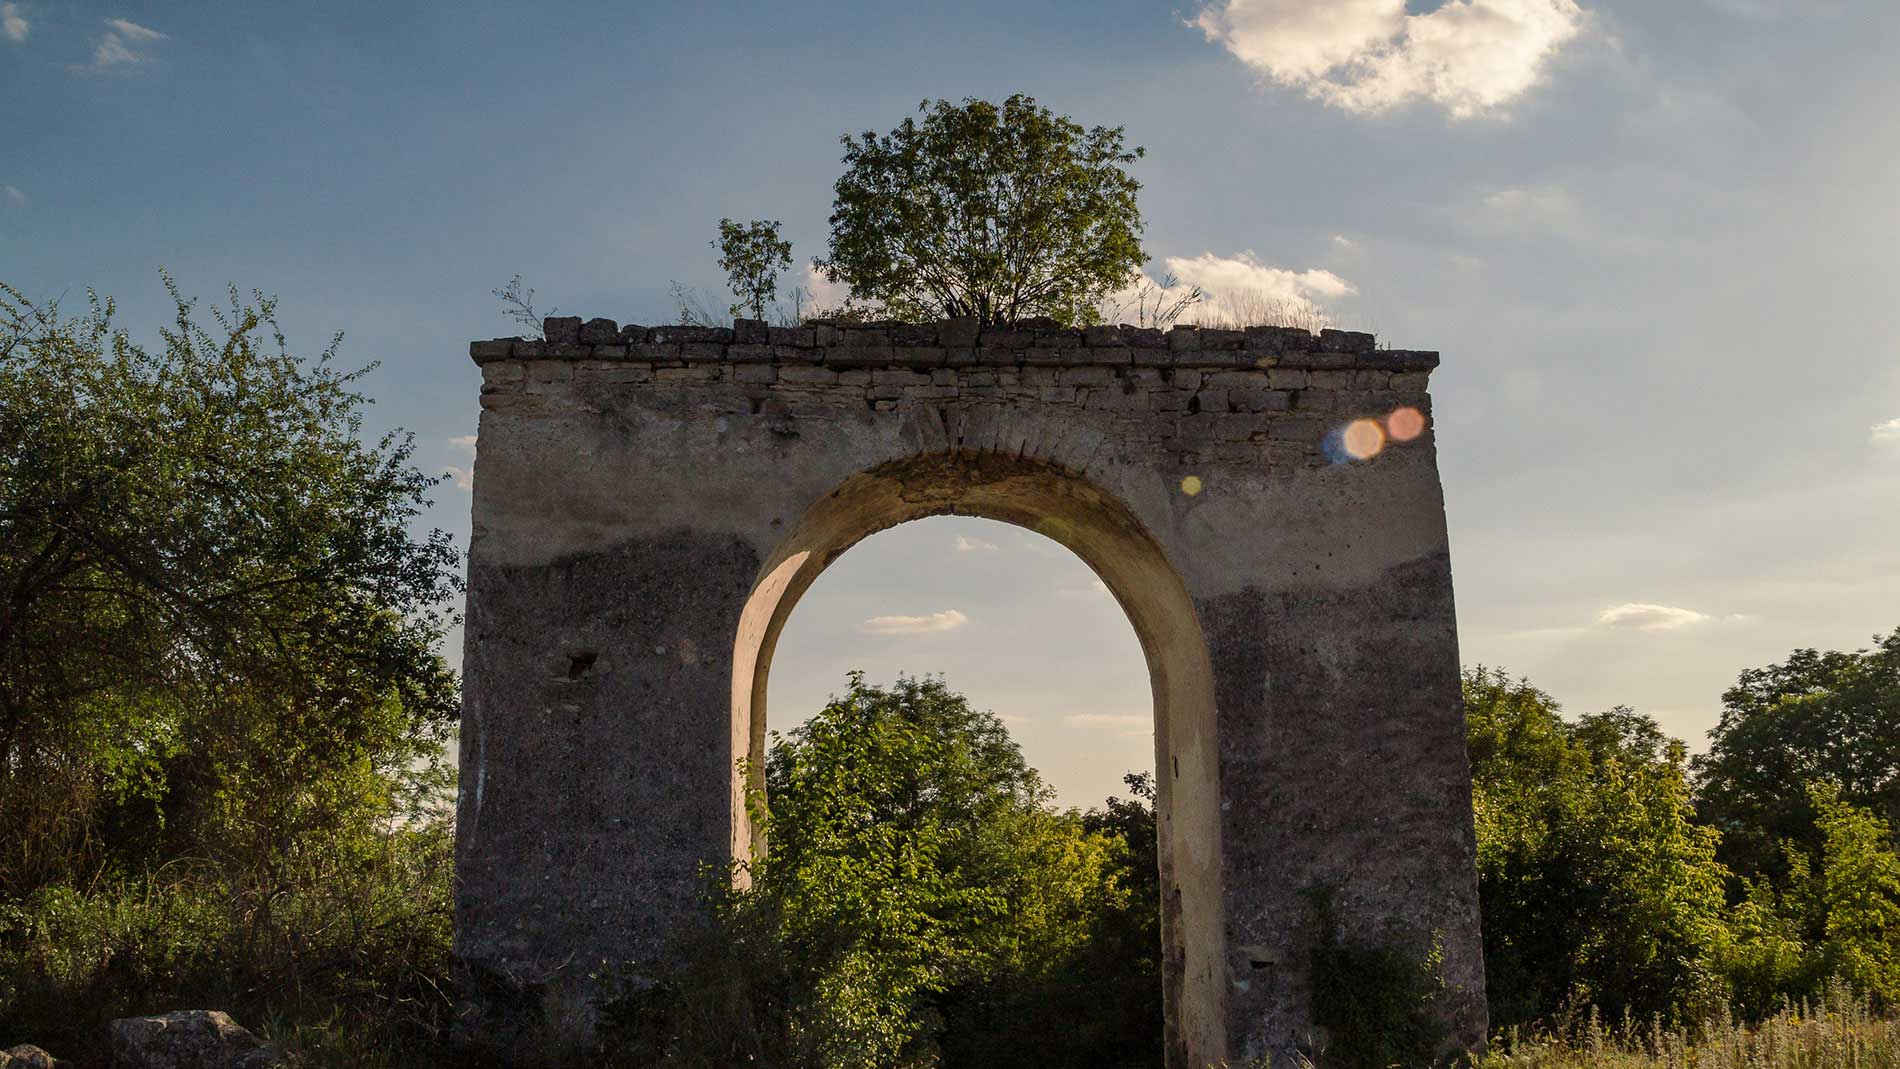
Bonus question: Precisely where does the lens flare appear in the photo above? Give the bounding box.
[1180,475,1203,496]
[1387,406,1425,442]
[1342,419,1385,460]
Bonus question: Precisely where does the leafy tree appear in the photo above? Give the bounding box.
[616,674,1159,1069]
[714,218,794,321]
[0,277,459,895]
[1464,668,1730,1029]
[1693,630,1900,883]
[816,94,1147,326]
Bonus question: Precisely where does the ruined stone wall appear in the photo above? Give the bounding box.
[469,315,1438,474]
[456,313,1482,1068]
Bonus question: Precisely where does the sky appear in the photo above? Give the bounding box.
[5,0,1898,806]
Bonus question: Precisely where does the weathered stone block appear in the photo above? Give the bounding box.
[769,326,817,348]
[1058,366,1115,387]
[826,346,895,367]
[579,317,619,343]
[543,316,582,343]
[777,366,839,386]
[1319,328,1376,353]
[733,364,777,384]
[893,347,945,368]
[470,339,515,362]
[940,316,980,347]
[1167,326,1202,351]
[733,318,769,345]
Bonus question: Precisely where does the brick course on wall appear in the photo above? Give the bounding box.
[471,315,1438,471]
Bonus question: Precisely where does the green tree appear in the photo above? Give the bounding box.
[714,218,795,321]
[0,277,459,894]
[1792,783,1900,1004]
[816,94,1147,326]
[616,674,1158,1069]
[1464,668,1730,1028]
[1692,630,1900,883]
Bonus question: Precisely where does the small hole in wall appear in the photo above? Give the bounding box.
[1250,958,1271,971]
[1186,395,1202,415]
[1173,755,1180,778]
[567,651,598,679]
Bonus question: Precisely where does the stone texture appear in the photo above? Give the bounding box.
[456,317,1485,1069]
[109,1012,281,1069]
[2,1046,57,1069]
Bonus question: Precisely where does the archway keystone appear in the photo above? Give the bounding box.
[454,316,1486,1065]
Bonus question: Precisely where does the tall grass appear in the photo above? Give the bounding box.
[0,822,455,1068]
[1475,985,1900,1068]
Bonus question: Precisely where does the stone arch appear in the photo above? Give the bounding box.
[453,315,1488,1067]
[729,452,1226,1059]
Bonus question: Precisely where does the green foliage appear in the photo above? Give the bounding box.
[1464,668,1730,1030]
[816,94,1147,326]
[1693,629,1900,884]
[0,277,459,1065]
[617,674,1161,1068]
[0,821,455,1067]
[713,218,795,321]
[0,277,458,896]
[1306,888,1449,1069]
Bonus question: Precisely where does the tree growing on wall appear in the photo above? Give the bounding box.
[714,218,795,321]
[815,94,1147,327]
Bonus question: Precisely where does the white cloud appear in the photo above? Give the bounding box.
[953,534,999,552]
[1191,0,1586,119]
[859,609,969,636]
[105,17,162,41]
[445,435,477,490]
[1872,418,1900,445]
[1,3,27,42]
[1101,250,1357,328]
[1063,713,1152,737]
[1331,234,1358,250]
[71,17,166,73]
[1595,603,1711,632]
[2,185,23,208]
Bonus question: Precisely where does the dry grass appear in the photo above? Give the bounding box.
[1475,987,1900,1068]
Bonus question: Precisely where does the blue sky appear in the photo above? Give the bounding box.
[7,0,1898,805]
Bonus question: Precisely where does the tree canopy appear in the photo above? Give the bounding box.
[0,278,459,894]
[1693,629,1900,882]
[816,94,1147,327]
[1464,667,1730,1028]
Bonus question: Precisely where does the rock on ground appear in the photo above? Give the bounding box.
[2,1045,60,1069]
[108,1012,282,1069]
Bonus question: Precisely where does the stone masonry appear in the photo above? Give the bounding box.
[455,314,1486,1066]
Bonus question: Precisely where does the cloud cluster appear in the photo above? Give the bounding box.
[73,17,165,73]
[1595,603,1710,632]
[1,3,26,43]
[1101,251,1357,328]
[2,185,23,208]
[1191,0,1586,119]
[445,434,476,491]
[1873,418,1900,445]
[860,609,969,636]
[953,534,999,552]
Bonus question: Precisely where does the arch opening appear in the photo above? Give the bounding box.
[729,451,1226,1063]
